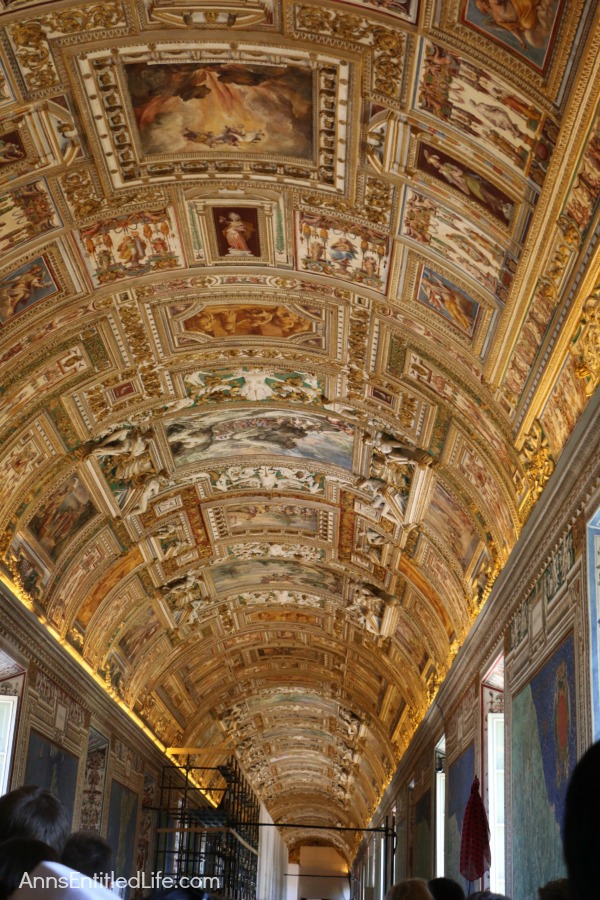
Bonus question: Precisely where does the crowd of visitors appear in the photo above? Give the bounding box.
[0,740,597,899]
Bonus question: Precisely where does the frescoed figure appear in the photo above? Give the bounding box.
[125,62,314,159]
[463,0,563,70]
[0,257,57,323]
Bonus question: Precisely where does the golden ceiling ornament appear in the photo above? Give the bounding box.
[570,286,600,396]
[7,1,127,92]
[301,177,393,228]
[59,169,165,224]
[518,419,555,508]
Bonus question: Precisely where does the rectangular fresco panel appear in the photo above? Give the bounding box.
[297,212,390,294]
[167,409,355,470]
[461,0,564,71]
[414,41,552,183]
[401,189,512,301]
[417,266,480,337]
[0,60,16,107]
[212,207,261,258]
[27,474,96,563]
[512,633,576,898]
[24,731,79,827]
[225,502,319,533]
[426,482,481,574]
[0,256,60,324]
[211,559,342,594]
[413,788,432,879]
[124,62,314,160]
[446,743,475,885]
[416,143,515,226]
[107,779,139,886]
[0,180,61,256]
[0,130,26,167]
[182,304,316,340]
[76,208,184,288]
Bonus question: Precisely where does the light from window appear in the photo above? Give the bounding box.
[0,695,18,796]
[487,713,505,894]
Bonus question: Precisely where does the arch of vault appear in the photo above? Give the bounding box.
[0,0,599,862]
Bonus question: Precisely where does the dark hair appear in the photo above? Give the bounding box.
[538,880,571,900]
[0,837,59,900]
[428,877,466,900]
[0,786,70,853]
[62,830,112,880]
[564,741,600,900]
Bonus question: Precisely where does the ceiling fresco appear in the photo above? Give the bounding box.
[0,0,599,860]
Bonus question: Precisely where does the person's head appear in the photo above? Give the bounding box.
[385,879,434,900]
[61,830,112,881]
[0,786,70,853]
[538,880,571,900]
[428,877,466,900]
[564,741,600,900]
[0,837,59,900]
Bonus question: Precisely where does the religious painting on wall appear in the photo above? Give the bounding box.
[124,62,314,160]
[166,409,355,470]
[27,474,97,563]
[106,779,139,887]
[416,266,481,337]
[415,143,516,227]
[426,482,482,575]
[0,256,60,324]
[76,208,184,288]
[461,0,565,72]
[446,742,475,884]
[512,633,576,898]
[297,212,390,294]
[24,731,79,827]
[212,207,261,259]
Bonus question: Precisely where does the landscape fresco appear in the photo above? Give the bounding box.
[462,0,564,71]
[512,634,576,898]
[27,474,96,562]
[416,143,515,226]
[211,559,342,594]
[167,409,355,470]
[183,304,315,339]
[417,266,481,337]
[125,62,314,159]
[224,502,319,533]
[0,256,59,324]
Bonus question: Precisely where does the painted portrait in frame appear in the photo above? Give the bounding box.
[212,207,261,259]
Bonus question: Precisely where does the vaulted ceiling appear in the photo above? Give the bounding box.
[0,0,599,860]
